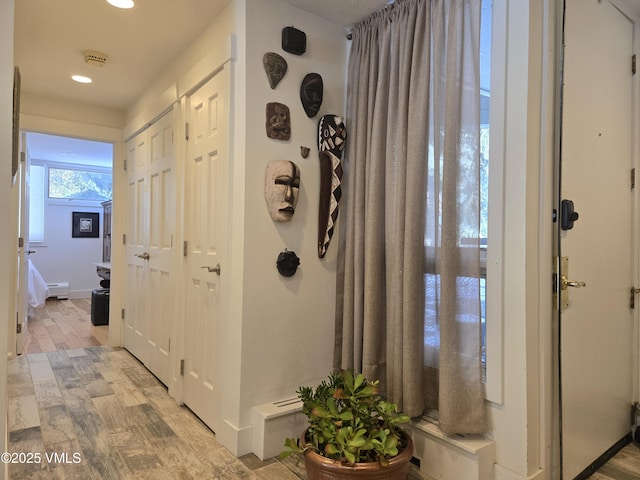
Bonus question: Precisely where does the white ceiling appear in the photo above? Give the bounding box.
[14,0,388,166]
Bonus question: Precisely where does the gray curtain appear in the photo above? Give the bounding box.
[334,0,486,434]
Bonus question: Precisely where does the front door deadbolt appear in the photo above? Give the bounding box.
[561,199,580,230]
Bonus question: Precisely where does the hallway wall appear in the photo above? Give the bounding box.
[30,200,104,299]
[1,0,16,477]
[239,0,349,426]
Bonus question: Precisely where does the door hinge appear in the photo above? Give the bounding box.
[185,122,190,141]
[20,151,25,163]
[633,54,637,75]
[124,159,128,171]
[121,308,125,320]
[123,234,127,245]
[18,237,24,248]
[180,359,185,376]
[632,168,636,190]
[630,287,640,309]
[16,323,22,334]
[183,241,188,257]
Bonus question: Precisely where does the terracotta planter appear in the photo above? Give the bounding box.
[301,430,414,480]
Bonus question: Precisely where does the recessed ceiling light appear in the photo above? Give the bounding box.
[71,75,93,84]
[107,0,134,8]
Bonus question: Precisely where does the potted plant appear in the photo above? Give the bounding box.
[279,369,414,480]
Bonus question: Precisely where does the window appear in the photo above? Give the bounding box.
[423,0,501,409]
[29,164,45,243]
[28,162,113,244]
[48,167,112,201]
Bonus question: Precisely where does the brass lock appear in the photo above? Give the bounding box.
[554,257,586,311]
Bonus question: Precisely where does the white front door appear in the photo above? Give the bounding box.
[123,109,176,385]
[182,64,230,432]
[559,0,635,477]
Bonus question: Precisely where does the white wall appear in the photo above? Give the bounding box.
[30,200,105,298]
[238,0,349,427]
[0,0,15,478]
[21,93,124,130]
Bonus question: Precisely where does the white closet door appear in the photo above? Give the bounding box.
[182,64,230,432]
[123,109,176,386]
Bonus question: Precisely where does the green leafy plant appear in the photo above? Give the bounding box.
[279,369,411,466]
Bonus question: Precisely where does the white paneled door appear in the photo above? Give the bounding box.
[123,109,176,386]
[182,64,231,433]
[560,0,635,478]
[16,134,30,355]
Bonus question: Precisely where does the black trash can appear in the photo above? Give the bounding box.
[91,288,110,326]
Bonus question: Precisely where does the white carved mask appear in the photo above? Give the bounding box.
[264,160,300,222]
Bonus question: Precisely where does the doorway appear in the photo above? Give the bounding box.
[18,132,114,356]
[557,0,637,478]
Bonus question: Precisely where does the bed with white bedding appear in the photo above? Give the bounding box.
[28,258,49,309]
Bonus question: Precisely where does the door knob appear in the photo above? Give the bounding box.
[135,252,150,260]
[201,264,221,275]
[561,275,586,290]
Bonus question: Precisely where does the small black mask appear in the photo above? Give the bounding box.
[276,250,300,277]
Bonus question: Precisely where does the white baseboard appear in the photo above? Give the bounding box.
[70,289,92,299]
[218,418,253,457]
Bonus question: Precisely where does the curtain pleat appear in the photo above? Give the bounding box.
[334,0,486,433]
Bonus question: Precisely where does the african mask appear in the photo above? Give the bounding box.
[318,114,347,157]
[300,73,323,118]
[317,115,347,258]
[264,160,301,222]
[276,249,300,277]
[263,52,287,89]
[266,102,291,141]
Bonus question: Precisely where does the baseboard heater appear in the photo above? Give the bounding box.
[252,397,305,460]
[47,282,69,300]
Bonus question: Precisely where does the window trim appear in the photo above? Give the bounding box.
[28,162,46,245]
[484,0,507,405]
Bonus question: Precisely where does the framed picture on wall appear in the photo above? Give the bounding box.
[72,212,100,238]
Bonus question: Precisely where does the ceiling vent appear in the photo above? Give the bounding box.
[83,50,108,67]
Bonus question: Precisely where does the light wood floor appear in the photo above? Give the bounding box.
[23,299,109,354]
[589,442,640,479]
